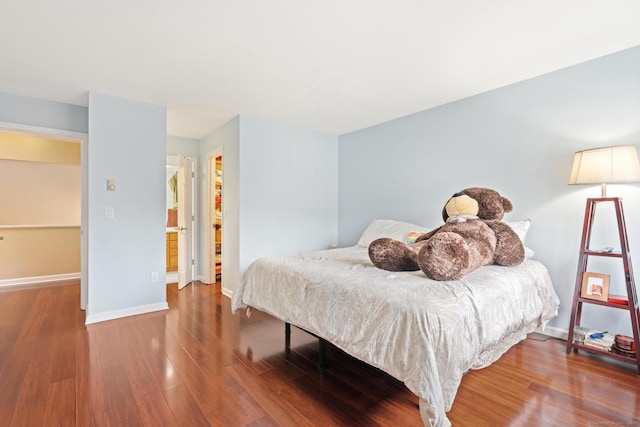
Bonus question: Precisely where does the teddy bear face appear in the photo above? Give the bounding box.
[444,193,479,218]
[442,187,513,222]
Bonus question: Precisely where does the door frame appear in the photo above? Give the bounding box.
[0,121,88,308]
[203,148,223,284]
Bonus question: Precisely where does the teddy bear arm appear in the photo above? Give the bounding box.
[485,222,525,266]
[368,238,422,271]
[414,227,441,243]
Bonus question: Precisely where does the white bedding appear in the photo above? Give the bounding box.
[232,246,559,427]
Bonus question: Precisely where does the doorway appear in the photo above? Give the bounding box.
[165,154,196,288]
[208,150,223,284]
[165,155,179,283]
[0,124,87,307]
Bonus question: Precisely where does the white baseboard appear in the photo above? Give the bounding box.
[0,273,80,289]
[221,287,233,298]
[85,301,169,325]
[535,325,567,340]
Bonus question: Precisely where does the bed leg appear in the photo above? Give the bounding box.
[285,322,291,349]
[318,338,328,370]
[285,322,327,370]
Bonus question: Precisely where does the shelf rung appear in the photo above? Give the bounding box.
[583,250,623,258]
[577,297,630,310]
[571,342,637,363]
[608,294,629,306]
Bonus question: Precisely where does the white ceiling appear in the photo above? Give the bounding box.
[1,1,638,139]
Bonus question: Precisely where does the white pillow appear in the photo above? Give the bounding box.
[356,219,431,247]
[506,219,534,259]
[523,247,535,259]
[506,219,531,244]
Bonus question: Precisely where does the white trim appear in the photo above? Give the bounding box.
[221,287,233,299]
[85,302,169,325]
[0,121,86,141]
[535,325,567,340]
[0,273,81,289]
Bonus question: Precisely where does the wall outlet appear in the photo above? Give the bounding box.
[150,271,159,283]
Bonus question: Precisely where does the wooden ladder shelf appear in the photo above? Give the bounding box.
[565,197,640,372]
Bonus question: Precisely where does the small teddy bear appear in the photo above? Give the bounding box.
[368,187,524,281]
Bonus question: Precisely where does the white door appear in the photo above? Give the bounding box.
[177,155,193,289]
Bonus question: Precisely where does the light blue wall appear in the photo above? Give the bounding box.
[0,91,87,133]
[239,115,339,279]
[167,134,199,158]
[86,92,168,321]
[338,46,640,335]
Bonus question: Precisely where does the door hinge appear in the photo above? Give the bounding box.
[191,171,195,178]
[191,259,195,266]
[192,215,195,222]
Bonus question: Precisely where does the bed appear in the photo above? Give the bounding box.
[231,219,560,427]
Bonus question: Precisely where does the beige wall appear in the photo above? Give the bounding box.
[0,132,81,283]
[0,130,80,165]
[0,227,80,280]
[0,160,81,225]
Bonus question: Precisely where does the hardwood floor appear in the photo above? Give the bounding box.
[1,280,640,426]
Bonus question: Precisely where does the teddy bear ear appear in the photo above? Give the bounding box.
[502,197,513,213]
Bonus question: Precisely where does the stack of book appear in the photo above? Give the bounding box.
[583,331,615,352]
[573,326,590,342]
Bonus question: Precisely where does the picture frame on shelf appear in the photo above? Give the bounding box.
[581,272,610,302]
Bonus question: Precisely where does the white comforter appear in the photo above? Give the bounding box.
[232,246,559,427]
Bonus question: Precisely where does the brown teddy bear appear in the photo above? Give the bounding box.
[368,187,524,281]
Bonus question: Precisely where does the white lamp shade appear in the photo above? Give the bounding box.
[569,145,640,185]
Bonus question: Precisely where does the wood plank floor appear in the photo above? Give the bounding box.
[1,280,640,426]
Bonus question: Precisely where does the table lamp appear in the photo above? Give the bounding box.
[568,145,640,197]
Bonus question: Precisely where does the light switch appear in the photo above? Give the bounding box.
[105,207,115,219]
[107,179,117,192]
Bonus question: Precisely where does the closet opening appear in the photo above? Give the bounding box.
[211,153,222,283]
